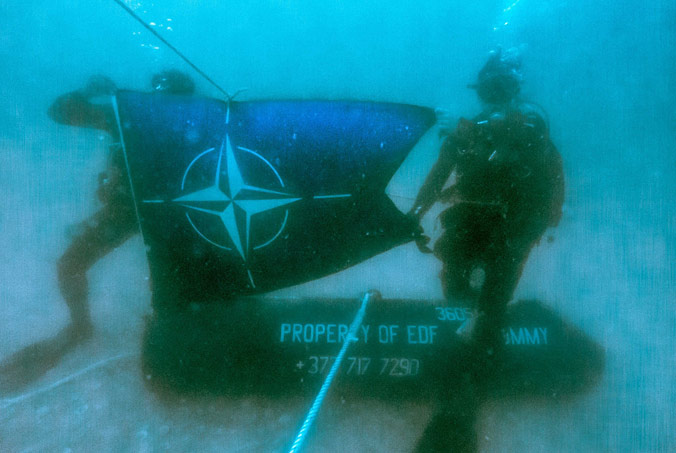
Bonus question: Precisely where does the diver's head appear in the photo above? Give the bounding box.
[151,70,195,95]
[470,47,522,105]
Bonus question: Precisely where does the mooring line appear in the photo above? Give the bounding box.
[288,290,377,453]
[110,0,231,100]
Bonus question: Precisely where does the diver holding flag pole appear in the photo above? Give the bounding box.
[0,0,260,392]
[0,0,233,392]
[0,71,198,393]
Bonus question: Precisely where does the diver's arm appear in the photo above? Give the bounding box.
[47,76,117,133]
[409,135,457,221]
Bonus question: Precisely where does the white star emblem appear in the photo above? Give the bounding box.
[142,107,352,289]
[173,135,300,261]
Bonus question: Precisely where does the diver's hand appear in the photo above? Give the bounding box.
[407,211,433,254]
[415,233,433,254]
[82,75,117,99]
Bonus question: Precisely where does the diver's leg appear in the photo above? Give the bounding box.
[57,203,137,338]
[418,242,528,453]
[472,236,533,356]
[2,158,138,391]
[437,206,481,302]
[58,237,94,335]
[415,382,479,453]
[1,204,137,392]
[439,250,472,301]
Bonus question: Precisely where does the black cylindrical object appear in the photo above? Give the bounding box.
[142,296,604,400]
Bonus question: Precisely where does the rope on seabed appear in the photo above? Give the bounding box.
[0,353,138,409]
[288,290,376,453]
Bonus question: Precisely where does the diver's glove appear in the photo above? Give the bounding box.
[82,75,117,98]
[415,232,433,254]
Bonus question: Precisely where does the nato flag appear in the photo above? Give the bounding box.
[114,91,435,308]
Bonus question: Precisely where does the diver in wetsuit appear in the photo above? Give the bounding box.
[410,48,564,353]
[411,49,564,452]
[48,70,196,339]
[0,70,196,392]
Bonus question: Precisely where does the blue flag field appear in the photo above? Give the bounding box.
[114,92,435,305]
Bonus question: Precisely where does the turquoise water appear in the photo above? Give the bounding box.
[1,1,674,451]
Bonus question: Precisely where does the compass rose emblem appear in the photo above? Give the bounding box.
[172,134,301,262]
[140,105,353,288]
[143,132,350,287]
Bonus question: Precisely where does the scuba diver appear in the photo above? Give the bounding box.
[410,48,564,452]
[0,71,195,393]
[49,70,195,340]
[410,47,564,353]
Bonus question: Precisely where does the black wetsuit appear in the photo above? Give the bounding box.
[48,91,137,330]
[412,104,564,346]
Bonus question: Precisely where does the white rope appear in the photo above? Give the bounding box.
[288,290,375,453]
[0,353,138,409]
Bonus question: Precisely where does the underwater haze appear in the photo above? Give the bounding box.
[1,0,675,451]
